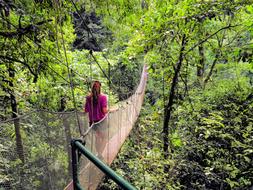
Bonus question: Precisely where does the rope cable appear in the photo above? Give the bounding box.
[107,52,111,162]
[69,0,137,96]
[57,3,83,137]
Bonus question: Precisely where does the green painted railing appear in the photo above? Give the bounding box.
[71,139,137,190]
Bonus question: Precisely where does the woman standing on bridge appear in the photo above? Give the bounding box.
[84,80,108,157]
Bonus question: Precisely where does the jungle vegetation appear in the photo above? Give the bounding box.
[0,0,252,189]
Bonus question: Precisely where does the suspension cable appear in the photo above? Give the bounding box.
[65,1,140,97]
[69,0,120,90]
[57,2,83,137]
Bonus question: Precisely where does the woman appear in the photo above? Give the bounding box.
[84,80,108,126]
[84,80,108,158]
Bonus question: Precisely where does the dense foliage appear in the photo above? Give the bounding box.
[91,1,253,189]
[0,0,252,189]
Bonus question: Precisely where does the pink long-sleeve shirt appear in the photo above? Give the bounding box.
[84,94,107,123]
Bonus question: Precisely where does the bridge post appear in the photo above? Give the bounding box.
[71,139,85,190]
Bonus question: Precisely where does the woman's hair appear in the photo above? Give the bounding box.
[91,81,101,105]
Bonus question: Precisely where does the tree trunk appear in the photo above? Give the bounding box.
[8,63,25,163]
[204,51,220,85]
[197,43,205,79]
[163,34,187,160]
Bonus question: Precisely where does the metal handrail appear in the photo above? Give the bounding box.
[71,139,137,190]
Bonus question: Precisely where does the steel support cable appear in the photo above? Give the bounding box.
[89,50,132,96]
[0,109,83,124]
[69,0,111,72]
[57,6,84,138]
[89,51,135,96]
[107,53,111,163]
[69,0,137,96]
[118,75,122,152]
[0,112,33,124]
[89,51,139,97]
[87,50,94,188]
[69,0,111,63]
[89,51,110,82]
[68,1,141,98]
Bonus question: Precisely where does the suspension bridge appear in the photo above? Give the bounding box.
[0,64,147,190]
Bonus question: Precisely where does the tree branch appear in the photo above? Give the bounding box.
[0,55,36,77]
[0,18,53,38]
[184,25,239,55]
[204,52,219,84]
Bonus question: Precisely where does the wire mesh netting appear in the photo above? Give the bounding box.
[0,65,147,190]
[0,111,88,190]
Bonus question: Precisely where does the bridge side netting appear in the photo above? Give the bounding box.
[0,65,147,190]
[0,111,89,190]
